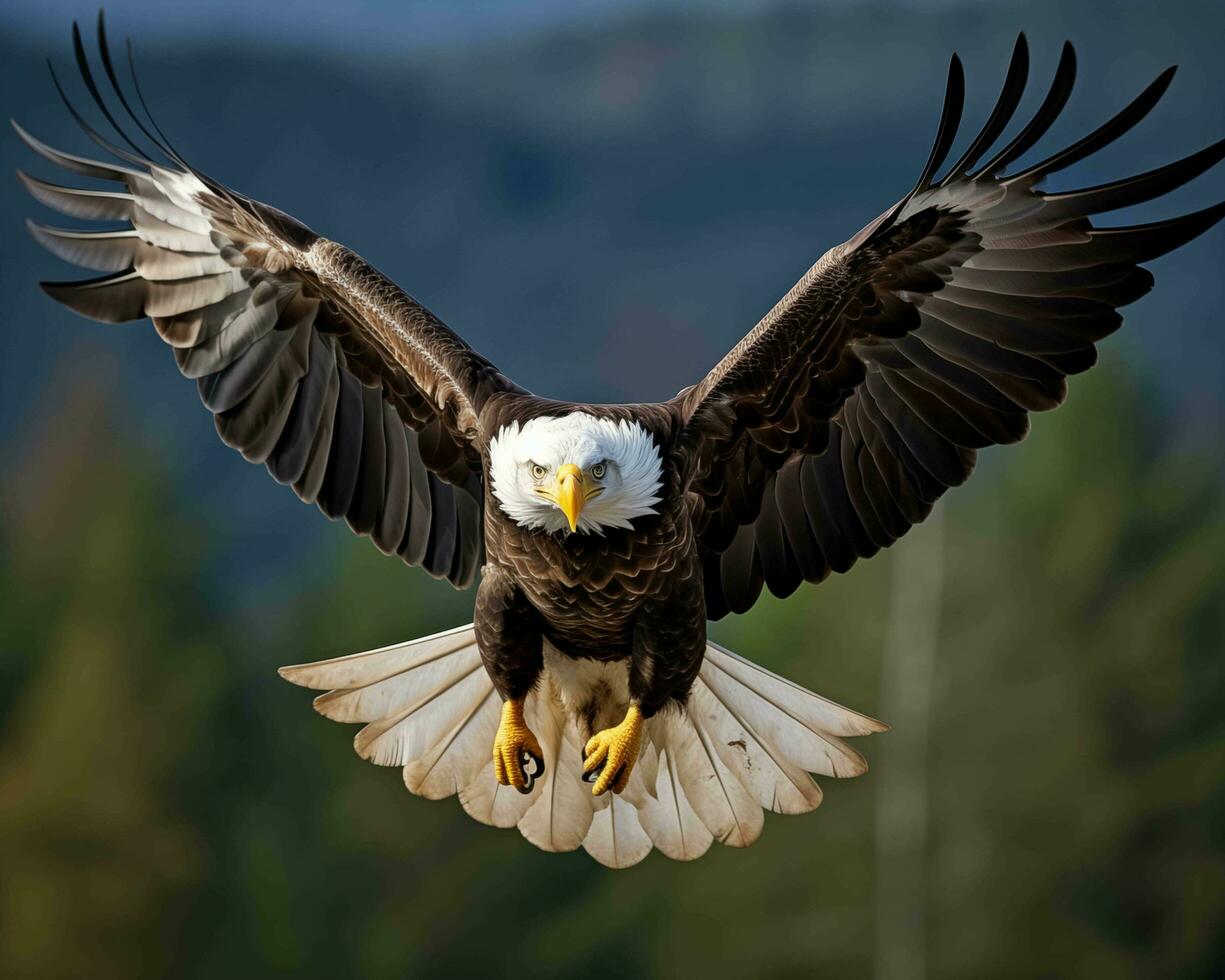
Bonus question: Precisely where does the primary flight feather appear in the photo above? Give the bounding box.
[18,18,1224,867]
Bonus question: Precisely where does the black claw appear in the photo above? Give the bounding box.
[582,759,626,792]
[516,750,544,794]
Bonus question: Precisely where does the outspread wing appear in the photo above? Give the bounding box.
[675,36,1225,618]
[18,16,525,588]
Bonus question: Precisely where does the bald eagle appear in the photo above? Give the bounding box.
[19,19,1224,867]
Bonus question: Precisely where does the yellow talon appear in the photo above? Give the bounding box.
[493,699,544,794]
[583,704,644,796]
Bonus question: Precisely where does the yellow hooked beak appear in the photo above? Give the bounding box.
[554,463,584,532]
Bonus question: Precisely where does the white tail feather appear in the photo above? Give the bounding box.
[402,687,500,800]
[668,707,765,848]
[637,747,713,861]
[701,642,888,738]
[280,626,886,867]
[688,679,824,815]
[700,649,874,778]
[313,646,481,724]
[355,666,490,770]
[516,677,595,852]
[279,624,479,690]
[583,793,653,869]
[458,760,535,829]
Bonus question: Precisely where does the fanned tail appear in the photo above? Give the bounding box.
[280,629,886,868]
[279,624,500,798]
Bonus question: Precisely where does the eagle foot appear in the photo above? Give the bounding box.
[493,699,544,795]
[582,704,644,796]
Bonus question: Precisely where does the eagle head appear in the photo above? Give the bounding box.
[489,412,663,535]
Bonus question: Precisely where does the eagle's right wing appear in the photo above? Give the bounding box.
[18,17,525,588]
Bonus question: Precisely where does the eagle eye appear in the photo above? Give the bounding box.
[590,462,606,479]
[529,462,547,481]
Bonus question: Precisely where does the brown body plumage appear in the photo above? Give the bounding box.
[476,398,704,716]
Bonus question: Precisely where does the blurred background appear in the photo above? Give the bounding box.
[2,1,1223,977]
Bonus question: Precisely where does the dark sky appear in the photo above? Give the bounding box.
[4,0,751,49]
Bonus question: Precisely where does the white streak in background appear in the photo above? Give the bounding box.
[875,502,945,980]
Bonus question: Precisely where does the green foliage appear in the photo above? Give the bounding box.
[0,362,1222,979]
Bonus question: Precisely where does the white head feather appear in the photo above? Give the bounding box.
[489,412,664,535]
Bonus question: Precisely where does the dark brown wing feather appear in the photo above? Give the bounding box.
[18,15,526,588]
[676,35,1225,618]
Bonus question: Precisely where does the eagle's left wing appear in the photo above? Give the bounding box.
[673,37,1225,618]
[18,18,526,588]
